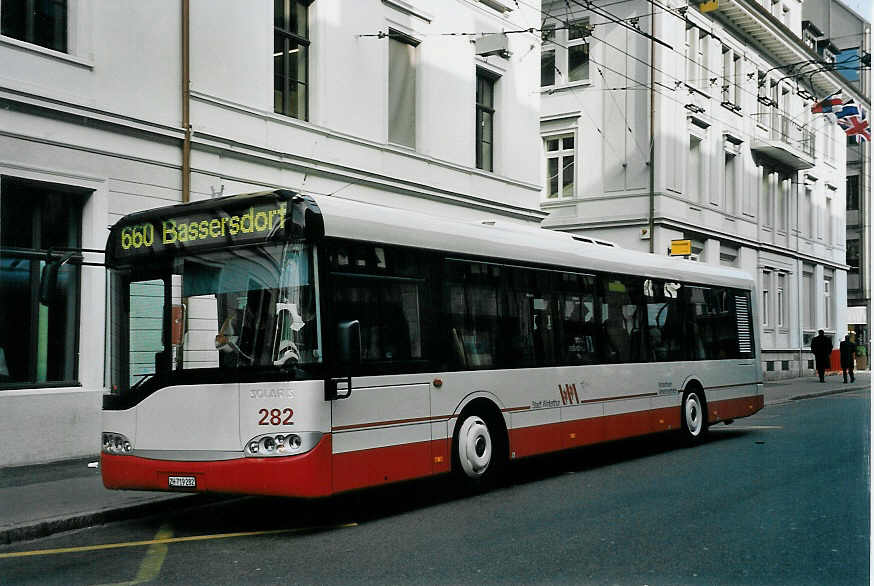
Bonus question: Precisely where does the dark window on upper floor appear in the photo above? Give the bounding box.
[1,0,67,53]
[476,69,496,172]
[274,0,310,120]
[847,175,860,211]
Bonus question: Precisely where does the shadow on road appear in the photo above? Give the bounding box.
[148,427,754,538]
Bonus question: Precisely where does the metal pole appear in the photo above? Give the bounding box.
[648,8,656,254]
[181,0,191,204]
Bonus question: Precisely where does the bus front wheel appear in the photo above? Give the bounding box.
[681,388,708,443]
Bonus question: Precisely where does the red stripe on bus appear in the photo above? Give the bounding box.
[708,394,765,423]
[101,435,334,498]
[101,395,763,498]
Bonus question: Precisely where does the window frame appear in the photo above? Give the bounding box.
[761,270,771,328]
[273,0,311,121]
[388,29,419,149]
[476,68,497,172]
[540,18,590,88]
[1,0,68,53]
[0,176,84,390]
[543,133,575,199]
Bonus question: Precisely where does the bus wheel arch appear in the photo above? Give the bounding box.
[680,381,708,443]
[451,397,508,487]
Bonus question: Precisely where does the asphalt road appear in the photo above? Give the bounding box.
[1,390,869,585]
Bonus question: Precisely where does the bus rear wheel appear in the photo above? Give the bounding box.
[681,388,708,443]
[452,410,505,489]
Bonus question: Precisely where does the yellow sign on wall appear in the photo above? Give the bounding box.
[670,239,692,256]
[699,0,719,12]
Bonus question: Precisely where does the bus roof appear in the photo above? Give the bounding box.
[314,194,756,290]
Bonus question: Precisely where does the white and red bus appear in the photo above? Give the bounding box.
[101,190,763,496]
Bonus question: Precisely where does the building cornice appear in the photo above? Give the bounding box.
[712,0,869,104]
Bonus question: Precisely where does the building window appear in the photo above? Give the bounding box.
[544,134,575,198]
[697,29,708,92]
[823,278,831,329]
[757,72,769,118]
[1,0,67,53]
[388,31,417,148]
[274,0,310,120]
[733,54,742,105]
[540,18,589,87]
[476,69,496,171]
[0,177,84,387]
[721,46,741,107]
[685,25,696,85]
[762,270,771,326]
[776,273,786,328]
[847,175,859,210]
[825,190,833,244]
[776,176,787,232]
[803,185,813,237]
[687,135,703,202]
[761,168,773,227]
[802,271,813,330]
[541,25,555,87]
[724,151,736,213]
[847,238,860,269]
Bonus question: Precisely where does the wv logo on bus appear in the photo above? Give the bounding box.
[558,383,583,406]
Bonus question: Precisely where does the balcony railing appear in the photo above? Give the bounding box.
[751,112,816,170]
[753,112,816,156]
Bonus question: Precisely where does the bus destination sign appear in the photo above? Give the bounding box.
[111,200,289,260]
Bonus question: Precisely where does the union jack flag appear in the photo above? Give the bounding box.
[835,99,860,120]
[837,107,871,143]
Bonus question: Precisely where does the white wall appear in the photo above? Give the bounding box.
[0,0,545,465]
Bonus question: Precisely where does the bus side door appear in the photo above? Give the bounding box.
[331,377,432,492]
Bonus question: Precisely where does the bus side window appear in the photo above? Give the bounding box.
[555,273,597,365]
[601,275,646,364]
[332,277,423,365]
[443,261,499,369]
[645,280,685,362]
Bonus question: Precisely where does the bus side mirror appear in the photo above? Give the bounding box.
[39,253,74,306]
[336,320,361,368]
[326,320,360,401]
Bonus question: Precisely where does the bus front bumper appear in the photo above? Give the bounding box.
[101,435,333,498]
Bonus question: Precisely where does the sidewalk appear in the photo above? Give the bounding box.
[0,372,869,545]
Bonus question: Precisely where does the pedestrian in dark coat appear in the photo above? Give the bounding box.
[811,329,832,383]
[840,334,857,384]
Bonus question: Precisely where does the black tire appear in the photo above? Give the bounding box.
[451,408,506,490]
[680,387,708,444]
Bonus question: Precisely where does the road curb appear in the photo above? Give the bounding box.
[789,385,869,402]
[766,384,869,406]
[0,495,203,546]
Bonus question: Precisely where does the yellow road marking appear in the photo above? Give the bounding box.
[0,523,357,560]
[96,523,174,586]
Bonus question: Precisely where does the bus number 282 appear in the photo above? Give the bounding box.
[258,408,293,425]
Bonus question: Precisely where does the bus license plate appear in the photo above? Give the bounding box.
[168,476,196,488]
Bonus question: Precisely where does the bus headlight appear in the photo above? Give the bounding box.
[102,432,134,455]
[243,431,322,457]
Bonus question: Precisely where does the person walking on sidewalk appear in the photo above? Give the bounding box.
[840,334,857,384]
[811,329,832,383]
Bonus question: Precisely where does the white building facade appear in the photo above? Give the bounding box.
[539,0,857,379]
[0,0,544,466]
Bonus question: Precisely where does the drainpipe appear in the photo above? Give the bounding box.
[648,10,656,254]
[181,0,191,203]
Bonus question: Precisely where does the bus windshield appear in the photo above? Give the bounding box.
[109,242,321,393]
